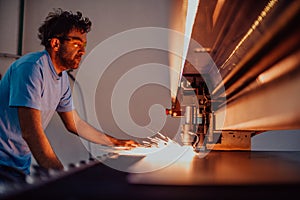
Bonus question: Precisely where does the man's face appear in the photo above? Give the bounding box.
[58,29,87,70]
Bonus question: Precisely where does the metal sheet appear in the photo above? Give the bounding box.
[128,151,300,185]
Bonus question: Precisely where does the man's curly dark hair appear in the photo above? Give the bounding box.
[38,8,92,49]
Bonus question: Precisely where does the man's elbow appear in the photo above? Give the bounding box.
[64,124,79,135]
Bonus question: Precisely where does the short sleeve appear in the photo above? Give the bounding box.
[9,62,43,110]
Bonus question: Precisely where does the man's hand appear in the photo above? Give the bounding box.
[111,138,141,148]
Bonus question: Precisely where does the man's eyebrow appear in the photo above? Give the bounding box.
[68,36,85,43]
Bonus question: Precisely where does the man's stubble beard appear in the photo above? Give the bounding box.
[57,45,79,70]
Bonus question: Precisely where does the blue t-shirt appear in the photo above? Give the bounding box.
[0,50,74,174]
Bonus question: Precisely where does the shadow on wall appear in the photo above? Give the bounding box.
[44,113,90,166]
[252,130,300,151]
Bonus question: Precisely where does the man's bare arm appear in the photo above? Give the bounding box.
[58,110,139,147]
[18,107,64,170]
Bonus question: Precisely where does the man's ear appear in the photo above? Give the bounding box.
[50,38,60,51]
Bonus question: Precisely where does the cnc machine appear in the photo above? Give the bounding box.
[168,0,300,152]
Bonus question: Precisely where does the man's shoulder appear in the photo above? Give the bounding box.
[11,50,49,71]
[17,50,47,64]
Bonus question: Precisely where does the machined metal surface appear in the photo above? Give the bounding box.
[128,151,300,185]
[3,151,300,200]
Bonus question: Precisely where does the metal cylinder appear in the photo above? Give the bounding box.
[208,113,214,143]
[181,124,194,145]
[185,106,192,124]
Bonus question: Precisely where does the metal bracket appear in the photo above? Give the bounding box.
[206,131,253,150]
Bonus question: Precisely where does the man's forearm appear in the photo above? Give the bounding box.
[22,129,64,170]
[74,117,115,145]
[59,110,115,146]
[59,110,139,147]
[18,107,64,170]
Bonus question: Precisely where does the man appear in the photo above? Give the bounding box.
[0,8,138,179]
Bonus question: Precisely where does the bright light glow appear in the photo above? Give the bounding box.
[127,145,197,185]
[96,134,197,173]
[169,0,200,103]
[257,51,300,84]
[127,143,195,173]
[179,0,200,81]
[220,0,278,69]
